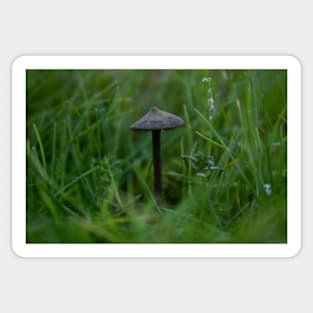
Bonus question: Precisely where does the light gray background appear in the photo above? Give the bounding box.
[1,0,311,312]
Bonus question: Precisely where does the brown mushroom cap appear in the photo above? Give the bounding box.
[130,107,184,131]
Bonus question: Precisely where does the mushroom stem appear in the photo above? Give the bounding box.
[152,130,162,195]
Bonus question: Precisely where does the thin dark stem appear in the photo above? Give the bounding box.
[152,130,162,196]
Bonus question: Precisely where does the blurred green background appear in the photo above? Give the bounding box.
[26,69,287,243]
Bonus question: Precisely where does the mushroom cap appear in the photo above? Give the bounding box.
[130,107,184,131]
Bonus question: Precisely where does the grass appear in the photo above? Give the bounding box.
[26,69,287,243]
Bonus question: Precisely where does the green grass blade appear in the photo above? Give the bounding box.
[33,123,47,171]
[194,108,251,187]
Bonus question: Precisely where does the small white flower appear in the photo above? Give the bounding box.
[208,97,215,107]
[263,183,272,196]
[202,77,215,120]
[196,172,207,177]
[202,77,212,83]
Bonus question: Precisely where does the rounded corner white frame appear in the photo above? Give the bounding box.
[12,55,301,258]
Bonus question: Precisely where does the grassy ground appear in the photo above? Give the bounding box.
[26,69,287,243]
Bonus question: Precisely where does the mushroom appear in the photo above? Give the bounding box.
[130,107,184,196]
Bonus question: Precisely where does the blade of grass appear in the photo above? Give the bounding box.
[105,158,124,211]
[54,166,99,197]
[195,131,224,149]
[133,163,162,216]
[33,123,47,171]
[183,103,193,151]
[194,108,251,187]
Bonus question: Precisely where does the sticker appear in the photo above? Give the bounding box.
[12,55,301,257]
